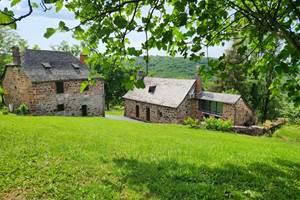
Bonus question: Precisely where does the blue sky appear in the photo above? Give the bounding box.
[3,0,229,58]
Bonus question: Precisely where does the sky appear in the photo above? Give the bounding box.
[2,0,229,58]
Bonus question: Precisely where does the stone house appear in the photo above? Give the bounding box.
[123,76,254,125]
[1,47,105,116]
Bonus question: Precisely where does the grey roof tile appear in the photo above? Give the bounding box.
[123,77,195,108]
[198,91,241,104]
[21,49,91,82]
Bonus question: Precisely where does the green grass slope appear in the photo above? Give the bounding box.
[0,116,299,199]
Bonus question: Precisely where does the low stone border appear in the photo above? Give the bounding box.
[232,118,286,136]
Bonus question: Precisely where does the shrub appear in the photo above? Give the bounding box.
[17,103,29,115]
[279,102,300,124]
[203,117,233,132]
[1,107,9,115]
[183,117,199,128]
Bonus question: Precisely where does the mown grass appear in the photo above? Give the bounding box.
[106,106,124,116]
[0,115,299,199]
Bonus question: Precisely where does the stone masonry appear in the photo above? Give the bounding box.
[2,48,105,116]
[123,76,255,125]
[3,66,105,116]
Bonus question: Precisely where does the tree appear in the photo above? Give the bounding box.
[1,0,299,103]
[50,40,82,57]
[0,27,28,77]
[205,40,285,122]
[88,54,143,110]
[32,44,41,50]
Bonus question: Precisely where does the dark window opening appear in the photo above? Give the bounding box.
[57,104,64,111]
[56,81,64,94]
[199,100,223,115]
[146,107,150,121]
[135,105,139,118]
[148,86,156,93]
[158,110,163,118]
[82,105,87,116]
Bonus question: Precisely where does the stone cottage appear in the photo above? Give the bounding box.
[123,76,254,125]
[1,47,105,116]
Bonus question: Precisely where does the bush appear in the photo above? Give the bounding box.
[1,107,9,115]
[203,117,233,132]
[183,117,199,128]
[17,103,29,115]
[279,102,300,124]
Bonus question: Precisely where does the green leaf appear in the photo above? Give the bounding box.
[55,0,64,12]
[31,2,39,8]
[82,47,90,55]
[44,0,58,3]
[44,28,56,38]
[0,12,16,29]
[80,81,89,93]
[58,21,69,31]
[11,0,21,7]
[113,16,127,29]
[127,47,142,56]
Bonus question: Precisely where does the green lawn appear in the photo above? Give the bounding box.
[0,116,299,199]
[106,106,124,116]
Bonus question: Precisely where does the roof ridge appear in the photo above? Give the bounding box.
[26,49,73,55]
[145,76,196,81]
[202,91,241,96]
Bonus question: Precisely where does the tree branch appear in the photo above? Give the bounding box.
[0,0,33,26]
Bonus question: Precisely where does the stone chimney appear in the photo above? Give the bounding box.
[137,70,145,81]
[195,74,202,94]
[11,46,21,65]
[80,53,87,65]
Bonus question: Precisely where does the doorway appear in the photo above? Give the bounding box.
[135,105,139,118]
[146,107,150,121]
[82,105,87,116]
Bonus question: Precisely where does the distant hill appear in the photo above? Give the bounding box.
[135,56,211,79]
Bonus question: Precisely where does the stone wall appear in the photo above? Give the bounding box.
[3,67,105,116]
[177,86,203,122]
[218,99,254,126]
[124,99,178,123]
[234,99,254,125]
[30,80,105,116]
[2,66,32,110]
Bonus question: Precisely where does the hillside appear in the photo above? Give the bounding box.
[135,56,210,79]
[0,116,300,199]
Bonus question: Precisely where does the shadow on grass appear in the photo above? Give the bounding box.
[111,158,300,199]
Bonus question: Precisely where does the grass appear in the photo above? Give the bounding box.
[273,124,300,143]
[0,115,299,199]
[106,106,124,116]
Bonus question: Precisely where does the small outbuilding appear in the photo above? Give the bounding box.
[123,76,254,125]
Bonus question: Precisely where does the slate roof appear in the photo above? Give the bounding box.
[20,49,92,83]
[198,91,241,104]
[123,77,195,108]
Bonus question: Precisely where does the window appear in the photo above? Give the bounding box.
[57,104,64,111]
[199,100,223,115]
[148,86,156,93]
[56,81,64,94]
[41,62,51,69]
[158,110,163,118]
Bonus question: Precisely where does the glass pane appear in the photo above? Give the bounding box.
[211,101,217,114]
[217,102,223,115]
